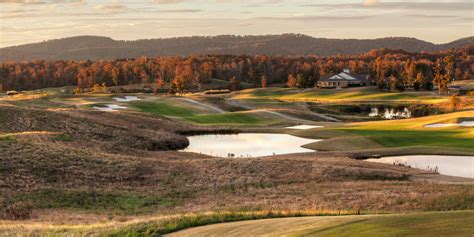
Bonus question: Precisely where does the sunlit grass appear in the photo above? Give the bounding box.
[233,87,449,104]
[131,101,264,125]
[337,111,474,149]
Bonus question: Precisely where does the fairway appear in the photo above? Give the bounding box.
[233,87,449,104]
[301,111,474,154]
[168,211,474,237]
[131,100,264,125]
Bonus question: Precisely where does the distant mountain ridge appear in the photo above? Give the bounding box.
[1,34,473,61]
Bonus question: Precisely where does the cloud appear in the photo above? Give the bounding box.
[94,0,127,14]
[406,14,457,19]
[364,0,379,6]
[0,0,44,4]
[305,1,473,11]
[152,0,185,4]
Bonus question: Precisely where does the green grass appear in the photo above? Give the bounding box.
[15,190,176,215]
[132,101,263,125]
[334,111,474,150]
[111,211,474,237]
[109,210,358,237]
[340,129,473,149]
[234,87,448,104]
[132,101,195,117]
[299,111,474,154]
[186,113,261,124]
[312,211,474,237]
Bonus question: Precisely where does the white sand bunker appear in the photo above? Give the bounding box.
[459,121,474,127]
[93,104,127,112]
[424,123,456,128]
[286,125,324,130]
[113,96,141,102]
[424,121,474,128]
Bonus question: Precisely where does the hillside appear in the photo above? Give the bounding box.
[1,34,473,61]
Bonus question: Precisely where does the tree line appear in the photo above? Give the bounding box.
[0,46,472,94]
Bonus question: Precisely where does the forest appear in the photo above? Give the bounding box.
[0,46,472,94]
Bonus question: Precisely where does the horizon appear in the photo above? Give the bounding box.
[3,33,474,48]
[1,0,473,48]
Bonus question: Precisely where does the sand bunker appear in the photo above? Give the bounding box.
[93,104,127,112]
[424,121,474,128]
[286,125,324,130]
[113,96,141,102]
[459,121,474,127]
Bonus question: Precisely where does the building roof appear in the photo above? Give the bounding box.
[319,71,369,82]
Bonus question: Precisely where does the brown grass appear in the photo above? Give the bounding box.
[0,98,473,233]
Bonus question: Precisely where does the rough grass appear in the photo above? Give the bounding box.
[15,190,176,215]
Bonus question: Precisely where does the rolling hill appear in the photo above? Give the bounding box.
[0,34,473,61]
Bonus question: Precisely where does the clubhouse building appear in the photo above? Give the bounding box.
[317,69,370,88]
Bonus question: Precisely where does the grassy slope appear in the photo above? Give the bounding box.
[233,87,449,103]
[168,211,474,237]
[301,111,474,155]
[131,100,266,125]
[341,111,474,149]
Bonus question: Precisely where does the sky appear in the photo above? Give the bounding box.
[0,0,472,48]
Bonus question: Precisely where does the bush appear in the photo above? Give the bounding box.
[3,202,33,220]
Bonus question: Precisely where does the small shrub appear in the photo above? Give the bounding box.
[3,202,33,220]
[52,134,73,142]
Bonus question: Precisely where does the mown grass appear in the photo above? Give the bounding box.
[132,101,263,125]
[312,211,474,237]
[14,190,176,215]
[109,210,359,237]
[333,111,474,150]
[234,87,448,104]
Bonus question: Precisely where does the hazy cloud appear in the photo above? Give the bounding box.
[306,1,473,11]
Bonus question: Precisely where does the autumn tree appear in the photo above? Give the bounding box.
[230,76,240,91]
[154,76,164,95]
[296,73,305,88]
[287,74,297,88]
[434,58,446,94]
[449,94,462,111]
[261,75,267,88]
[443,54,455,91]
[413,72,424,91]
[111,67,120,87]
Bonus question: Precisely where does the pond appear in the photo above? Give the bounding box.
[183,133,320,158]
[366,155,474,178]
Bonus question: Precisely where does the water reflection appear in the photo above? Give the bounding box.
[366,155,474,178]
[184,133,320,158]
[369,107,411,119]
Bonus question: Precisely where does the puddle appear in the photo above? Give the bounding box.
[183,133,320,158]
